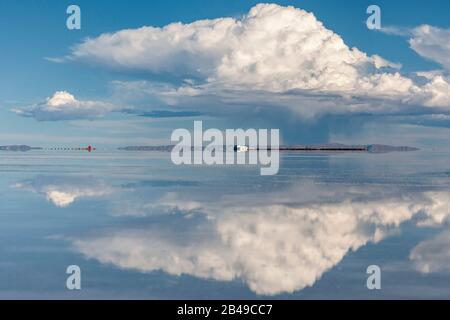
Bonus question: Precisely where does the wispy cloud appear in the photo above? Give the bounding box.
[379,26,412,37]
[44,56,67,64]
[409,25,450,70]
[380,24,450,71]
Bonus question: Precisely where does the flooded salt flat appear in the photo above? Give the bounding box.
[0,150,449,299]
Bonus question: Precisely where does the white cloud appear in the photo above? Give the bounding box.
[13,176,113,207]
[12,91,120,121]
[409,191,450,274]
[410,229,450,274]
[44,56,66,64]
[71,4,392,93]
[70,4,450,115]
[72,187,450,295]
[409,25,450,70]
[379,26,411,37]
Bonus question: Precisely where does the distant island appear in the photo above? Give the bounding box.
[118,143,419,153]
[0,145,42,152]
[118,145,175,152]
[0,144,419,153]
[278,143,419,153]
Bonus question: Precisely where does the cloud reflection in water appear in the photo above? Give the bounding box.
[71,183,450,295]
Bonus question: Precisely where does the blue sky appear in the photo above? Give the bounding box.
[1,0,450,147]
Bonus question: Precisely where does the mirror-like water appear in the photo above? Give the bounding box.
[1,150,449,299]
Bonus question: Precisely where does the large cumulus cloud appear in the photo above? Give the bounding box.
[69,3,450,116]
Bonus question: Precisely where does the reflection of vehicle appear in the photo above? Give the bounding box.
[234,145,249,152]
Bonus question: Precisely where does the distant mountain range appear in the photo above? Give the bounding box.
[118,145,174,152]
[0,144,419,153]
[118,143,420,153]
[0,145,42,152]
[278,143,419,153]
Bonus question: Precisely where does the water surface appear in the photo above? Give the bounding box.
[1,150,449,299]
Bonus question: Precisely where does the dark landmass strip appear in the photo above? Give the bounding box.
[119,143,419,153]
[118,145,174,151]
[366,144,419,153]
[0,145,43,152]
[278,143,419,153]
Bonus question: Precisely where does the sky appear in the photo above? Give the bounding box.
[0,0,450,148]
